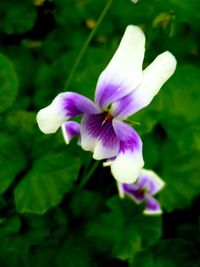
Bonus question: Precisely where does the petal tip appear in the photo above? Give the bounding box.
[143,209,163,216]
[36,108,57,134]
[36,106,65,134]
[158,51,177,75]
[61,124,70,144]
[126,25,144,36]
[116,182,125,199]
[111,151,144,184]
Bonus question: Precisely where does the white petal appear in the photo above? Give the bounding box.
[95,25,145,108]
[36,95,66,134]
[111,150,144,184]
[61,121,80,144]
[80,116,98,152]
[80,114,119,160]
[143,209,162,215]
[36,92,98,134]
[112,51,177,119]
[93,139,119,160]
[116,181,125,199]
[103,158,115,167]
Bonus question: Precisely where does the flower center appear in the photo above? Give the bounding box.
[102,111,113,125]
[137,188,145,197]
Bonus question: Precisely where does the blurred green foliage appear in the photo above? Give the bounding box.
[0,0,199,266]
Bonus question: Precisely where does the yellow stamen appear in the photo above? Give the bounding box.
[102,112,112,125]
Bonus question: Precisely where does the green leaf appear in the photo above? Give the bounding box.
[129,239,199,267]
[14,151,81,214]
[0,0,36,34]
[162,65,200,124]
[86,196,162,260]
[159,142,200,212]
[55,236,94,267]
[53,0,93,27]
[69,188,103,218]
[0,216,21,237]
[0,133,27,194]
[157,65,200,211]
[160,65,200,153]
[0,54,19,114]
[0,229,49,267]
[168,0,200,24]
[5,110,38,141]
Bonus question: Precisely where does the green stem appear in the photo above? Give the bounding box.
[79,160,99,188]
[65,0,113,90]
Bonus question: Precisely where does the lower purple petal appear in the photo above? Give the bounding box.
[115,123,142,154]
[121,183,144,203]
[80,113,119,160]
[144,194,162,215]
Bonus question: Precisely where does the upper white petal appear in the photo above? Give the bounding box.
[95,25,145,108]
[131,51,177,114]
[106,25,145,84]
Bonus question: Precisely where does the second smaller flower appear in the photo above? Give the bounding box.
[117,169,165,215]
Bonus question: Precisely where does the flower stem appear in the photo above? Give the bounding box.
[79,160,99,188]
[65,0,113,90]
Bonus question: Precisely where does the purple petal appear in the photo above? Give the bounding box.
[95,83,130,110]
[138,175,156,192]
[110,120,144,183]
[62,92,99,117]
[61,121,80,144]
[111,91,136,119]
[80,113,119,160]
[144,194,162,215]
[37,92,99,134]
[138,169,165,195]
[112,52,177,119]
[121,183,144,203]
[95,25,145,109]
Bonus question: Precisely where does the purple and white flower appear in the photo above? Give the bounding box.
[36,25,176,184]
[117,169,165,215]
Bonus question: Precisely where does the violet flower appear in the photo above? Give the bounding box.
[117,169,165,215]
[36,25,176,184]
